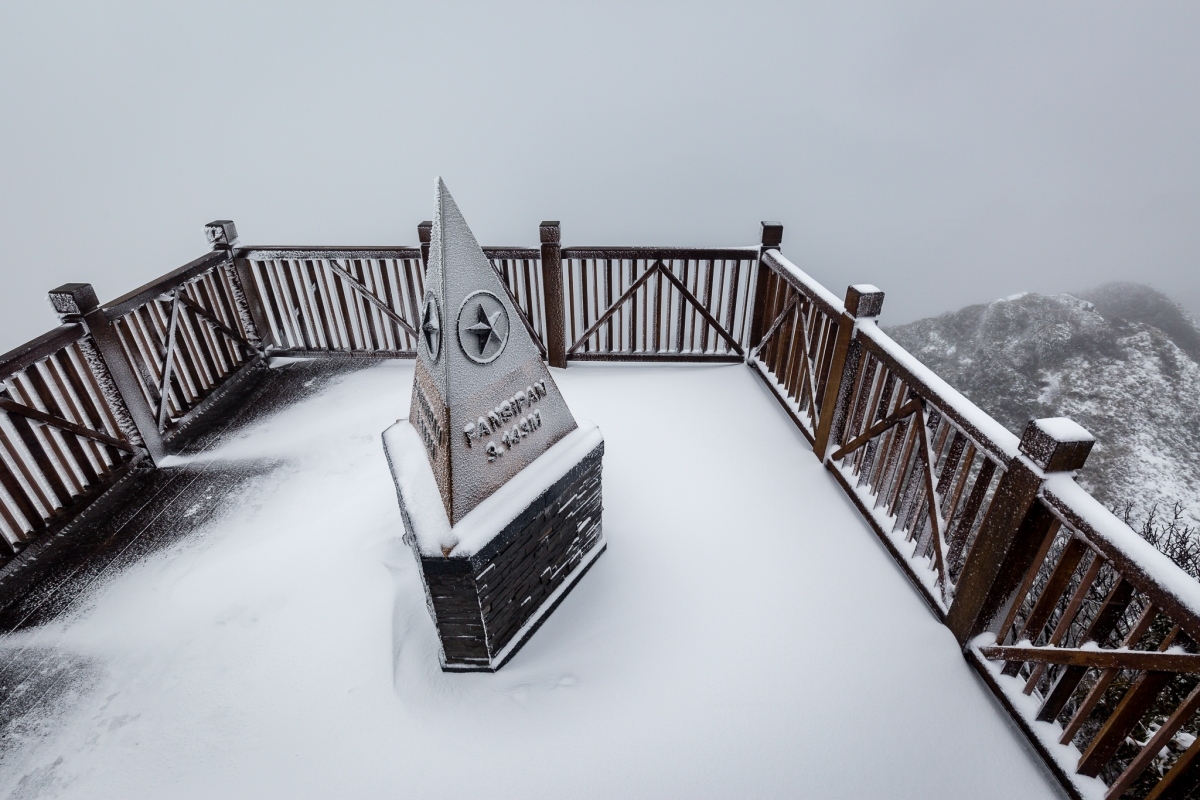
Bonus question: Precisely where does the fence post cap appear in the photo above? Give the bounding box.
[845,284,885,318]
[760,221,783,249]
[204,220,238,249]
[417,221,433,244]
[48,283,100,317]
[1020,417,1094,472]
[539,221,561,244]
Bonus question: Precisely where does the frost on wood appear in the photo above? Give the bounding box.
[1019,417,1094,473]
[75,335,142,448]
[221,262,263,349]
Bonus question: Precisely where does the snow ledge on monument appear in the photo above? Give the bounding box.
[383,419,604,558]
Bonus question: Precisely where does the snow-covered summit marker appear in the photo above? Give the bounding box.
[411,178,578,525]
[384,180,605,672]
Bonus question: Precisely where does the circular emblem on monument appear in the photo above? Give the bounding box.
[456,290,510,364]
[421,292,442,361]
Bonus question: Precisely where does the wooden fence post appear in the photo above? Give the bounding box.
[47,283,167,465]
[747,221,783,351]
[812,284,884,461]
[418,221,432,270]
[539,221,567,369]
[206,220,270,351]
[945,418,1095,646]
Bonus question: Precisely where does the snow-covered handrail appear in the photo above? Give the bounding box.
[760,250,845,319]
[236,246,422,261]
[856,322,1020,464]
[103,251,230,320]
[1041,475,1200,642]
[742,226,1200,799]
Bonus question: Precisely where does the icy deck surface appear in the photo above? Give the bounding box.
[0,361,1060,799]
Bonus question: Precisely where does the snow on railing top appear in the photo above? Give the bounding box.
[0,324,86,379]
[237,246,422,261]
[856,322,1022,464]
[103,250,229,319]
[1041,473,1200,642]
[761,250,845,318]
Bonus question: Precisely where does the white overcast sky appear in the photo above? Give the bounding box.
[1,1,1198,351]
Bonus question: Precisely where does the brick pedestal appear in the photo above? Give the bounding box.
[384,422,605,672]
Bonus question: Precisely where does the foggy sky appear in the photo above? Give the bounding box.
[2,1,1198,352]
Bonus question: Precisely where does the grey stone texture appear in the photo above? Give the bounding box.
[413,180,577,524]
[418,441,605,671]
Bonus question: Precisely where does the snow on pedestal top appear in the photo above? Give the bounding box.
[383,418,603,558]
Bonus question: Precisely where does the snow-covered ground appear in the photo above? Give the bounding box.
[0,361,1061,799]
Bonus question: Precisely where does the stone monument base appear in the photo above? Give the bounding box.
[383,421,604,672]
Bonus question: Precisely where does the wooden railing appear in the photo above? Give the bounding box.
[746,243,848,442]
[971,480,1200,800]
[2,217,1199,798]
[232,222,758,370]
[104,246,263,439]
[237,247,425,357]
[748,229,1200,800]
[0,323,139,561]
[560,247,757,363]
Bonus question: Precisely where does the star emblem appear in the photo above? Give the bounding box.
[466,302,503,356]
[456,290,509,364]
[421,294,441,360]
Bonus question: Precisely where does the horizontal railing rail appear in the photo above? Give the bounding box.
[856,325,1020,464]
[237,247,422,260]
[0,216,1195,799]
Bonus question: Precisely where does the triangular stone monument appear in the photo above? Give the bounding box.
[384,180,605,672]
[411,179,578,525]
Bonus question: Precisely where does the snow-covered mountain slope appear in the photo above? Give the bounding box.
[887,284,1200,527]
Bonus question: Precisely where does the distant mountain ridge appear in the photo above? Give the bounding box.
[886,283,1200,527]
